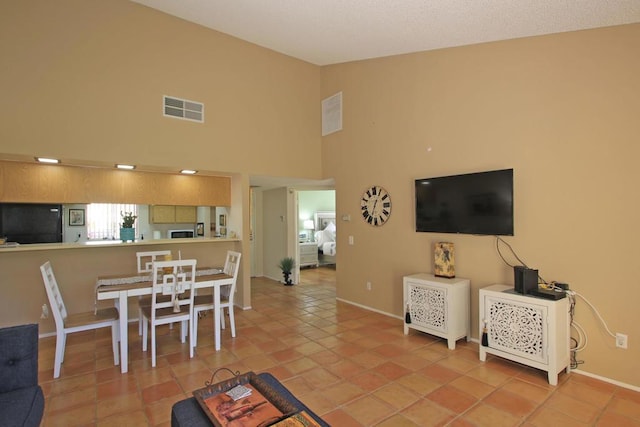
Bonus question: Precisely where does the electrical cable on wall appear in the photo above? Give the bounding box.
[566,289,620,369]
[495,236,548,284]
[495,236,527,268]
[567,290,616,339]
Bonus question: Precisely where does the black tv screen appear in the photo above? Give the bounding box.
[0,203,63,244]
[415,169,514,235]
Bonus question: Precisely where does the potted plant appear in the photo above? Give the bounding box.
[278,257,296,286]
[120,211,137,242]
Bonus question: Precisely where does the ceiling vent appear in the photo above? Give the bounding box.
[163,95,204,123]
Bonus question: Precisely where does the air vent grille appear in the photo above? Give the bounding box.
[163,95,204,123]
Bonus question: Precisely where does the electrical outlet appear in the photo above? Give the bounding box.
[616,333,628,349]
[366,281,372,291]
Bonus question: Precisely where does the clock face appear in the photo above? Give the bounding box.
[361,185,391,226]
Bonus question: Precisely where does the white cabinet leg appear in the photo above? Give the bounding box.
[548,371,558,386]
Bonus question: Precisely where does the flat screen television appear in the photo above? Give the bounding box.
[0,203,63,244]
[415,168,514,235]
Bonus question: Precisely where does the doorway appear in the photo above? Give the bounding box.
[296,189,336,281]
[248,180,335,284]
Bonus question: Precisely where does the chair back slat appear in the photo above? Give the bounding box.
[222,251,242,302]
[223,251,241,279]
[39,261,68,328]
[150,259,197,318]
[136,250,172,273]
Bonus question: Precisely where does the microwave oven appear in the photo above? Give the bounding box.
[168,229,195,239]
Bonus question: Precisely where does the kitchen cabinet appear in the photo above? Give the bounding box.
[175,206,197,223]
[150,205,196,224]
[150,205,175,223]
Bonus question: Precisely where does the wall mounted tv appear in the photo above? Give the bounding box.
[415,168,514,236]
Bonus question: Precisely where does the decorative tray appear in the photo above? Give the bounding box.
[193,369,298,427]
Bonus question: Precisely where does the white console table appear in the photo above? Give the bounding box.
[479,284,570,385]
[403,273,470,350]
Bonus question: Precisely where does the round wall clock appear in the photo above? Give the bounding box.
[361,185,391,226]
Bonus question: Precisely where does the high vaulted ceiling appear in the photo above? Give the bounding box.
[131,0,640,65]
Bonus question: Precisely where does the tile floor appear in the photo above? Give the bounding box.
[38,266,640,426]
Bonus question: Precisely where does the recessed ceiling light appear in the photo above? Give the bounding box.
[116,164,135,170]
[35,157,60,164]
[180,169,197,175]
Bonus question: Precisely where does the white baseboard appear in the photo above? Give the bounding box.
[571,368,640,392]
[335,297,402,319]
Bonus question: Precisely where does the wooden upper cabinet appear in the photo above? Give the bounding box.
[150,205,175,223]
[150,205,197,224]
[175,206,197,223]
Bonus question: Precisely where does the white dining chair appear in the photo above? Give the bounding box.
[136,250,172,335]
[40,261,120,378]
[140,259,196,367]
[137,250,172,274]
[192,251,242,346]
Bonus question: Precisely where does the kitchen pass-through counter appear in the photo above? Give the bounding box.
[0,237,244,335]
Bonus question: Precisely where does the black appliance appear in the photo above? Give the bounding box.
[168,229,195,238]
[514,266,538,294]
[0,203,63,244]
[415,168,514,235]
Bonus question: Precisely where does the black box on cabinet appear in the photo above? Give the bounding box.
[514,266,538,294]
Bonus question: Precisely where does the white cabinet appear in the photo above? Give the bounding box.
[299,242,318,268]
[403,273,470,350]
[479,284,570,385]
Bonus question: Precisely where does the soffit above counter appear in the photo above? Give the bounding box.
[0,160,231,206]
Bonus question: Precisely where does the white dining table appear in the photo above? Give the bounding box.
[96,268,233,373]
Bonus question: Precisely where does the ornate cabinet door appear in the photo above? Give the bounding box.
[408,283,447,333]
[483,294,548,364]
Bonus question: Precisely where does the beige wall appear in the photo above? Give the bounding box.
[0,0,322,179]
[322,24,640,387]
[1,1,638,388]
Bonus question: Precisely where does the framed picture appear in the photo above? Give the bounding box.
[315,211,336,231]
[219,214,226,227]
[196,222,204,236]
[69,209,85,226]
